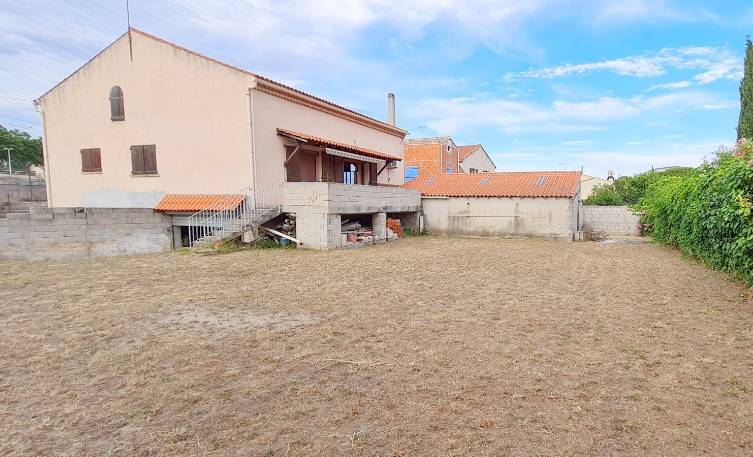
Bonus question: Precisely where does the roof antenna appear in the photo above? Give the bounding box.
[126,0,133,61]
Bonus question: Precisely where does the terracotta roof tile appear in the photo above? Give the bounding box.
[277,128,402,161]
[154,194,245,212]
[458,145,481,161]
[403,171,581,198]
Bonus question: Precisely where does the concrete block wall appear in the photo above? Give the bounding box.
[0,207,173,261]
[582,205,641,236]
[281,182,420,249]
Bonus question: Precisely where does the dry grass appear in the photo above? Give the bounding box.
[1,236,753,456]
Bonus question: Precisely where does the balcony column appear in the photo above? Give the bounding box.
[372,211,386,243]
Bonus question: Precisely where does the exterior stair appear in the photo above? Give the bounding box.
[186,182,283,247]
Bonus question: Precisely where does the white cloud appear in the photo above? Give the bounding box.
[647,80,693,91]
[506,47,742,86]
[406,90,735,136]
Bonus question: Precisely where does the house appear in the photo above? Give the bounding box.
[403,137,461,180]
[404,171,582,240]
[403,137,495,181]
[458,144,496,173]
[34,28,420,250]
[580,174,609,199]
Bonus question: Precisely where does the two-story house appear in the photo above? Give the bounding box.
[403,137,495,181]
[34,28,420,250]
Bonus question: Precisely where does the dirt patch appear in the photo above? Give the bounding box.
[160,308,317,332]
[1,236,752,456]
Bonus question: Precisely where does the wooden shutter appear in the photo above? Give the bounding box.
[143,145,157,173]
[321,154,335,182]
[334,157,344,183]
[286,149,300,182]
[110,86,124,121]
[131,145,144,174]
[81,148,102,172]
[90,149,101,172]
[81,149,91,172]
[369,163,378,186]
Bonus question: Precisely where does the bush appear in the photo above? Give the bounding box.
[583,185,624,205]
[583,167,696,206]
[637,140,753,286]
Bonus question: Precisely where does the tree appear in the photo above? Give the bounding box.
[738,36,753,140]
[0,124,43,170]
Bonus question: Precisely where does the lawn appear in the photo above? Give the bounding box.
[1,237,753,456]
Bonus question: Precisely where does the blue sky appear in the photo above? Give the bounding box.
[1,0,752,176]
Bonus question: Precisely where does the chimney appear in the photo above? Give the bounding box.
[387,93,396,126]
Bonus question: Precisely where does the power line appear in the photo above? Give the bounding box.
[0,114,37,125]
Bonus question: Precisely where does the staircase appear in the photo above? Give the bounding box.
[187,182,283,247]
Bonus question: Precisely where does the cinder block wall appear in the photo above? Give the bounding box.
[0,207,173,261]
[582,205,641,236]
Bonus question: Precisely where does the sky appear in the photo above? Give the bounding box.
[1,0,752,177]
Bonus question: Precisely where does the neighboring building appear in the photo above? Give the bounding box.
[404,171,582,240]
[458,144,496,173]
[403,137,461,180]
[580,174,609,199]
[34,28,420,251]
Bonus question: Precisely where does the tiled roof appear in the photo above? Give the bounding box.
[36,28,405,138]
[403,171,581,198]
[458,145,481,161]
[277,128,402,161]
[154,194,245,212]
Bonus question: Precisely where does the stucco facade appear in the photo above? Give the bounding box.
[422,196,579,240]
[36,29,407,209]
[459,145,496,173]
[580,175,609,199]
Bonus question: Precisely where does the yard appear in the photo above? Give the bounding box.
[2,236,753,456]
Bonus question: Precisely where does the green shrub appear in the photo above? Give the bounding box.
[583,185,624,205]
[584,167,696,206]
[638,142,753,287]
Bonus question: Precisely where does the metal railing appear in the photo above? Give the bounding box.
[186,181,283,246]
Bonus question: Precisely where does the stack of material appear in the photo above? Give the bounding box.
[341,219,374,245]
[386,218,403,237]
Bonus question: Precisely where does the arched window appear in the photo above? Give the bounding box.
[109,86,124,121]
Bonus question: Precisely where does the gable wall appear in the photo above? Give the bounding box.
[39,32,255,207]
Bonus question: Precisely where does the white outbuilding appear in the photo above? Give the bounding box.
[404,171,582,240]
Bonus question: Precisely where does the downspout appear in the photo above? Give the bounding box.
[33,99,53,207]
[247,82,258,188]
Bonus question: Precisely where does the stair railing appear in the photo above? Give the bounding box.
[186,180,284,246]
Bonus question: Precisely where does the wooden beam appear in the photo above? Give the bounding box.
[377,161,390,176]
[260,226,303,246]
[284,145,300,166]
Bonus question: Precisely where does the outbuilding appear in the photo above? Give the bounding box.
[404,171,582,240]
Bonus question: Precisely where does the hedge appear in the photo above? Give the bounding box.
[637,140,753,287]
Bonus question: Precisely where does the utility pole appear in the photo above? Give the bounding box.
[3,147,12,174]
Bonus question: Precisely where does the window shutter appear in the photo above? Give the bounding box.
[369,163,378,186]
[91,149,102,171]
[110,86,124,121]
[286,152,300,182]
[143,145,157,173]
[131,145,144,174]
[334,157,344,183]
[81,149,91,172]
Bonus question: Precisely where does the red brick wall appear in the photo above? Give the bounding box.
[404,143,443,176]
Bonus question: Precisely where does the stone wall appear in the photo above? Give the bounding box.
[0,207,173,261]
[582,205,641,236]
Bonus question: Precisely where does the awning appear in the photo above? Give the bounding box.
[324,147,382,164]
[154,194,245,212]
[277,128,401,162]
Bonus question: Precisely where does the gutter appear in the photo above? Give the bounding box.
[33,100,53,207]
[247,85,257,187]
